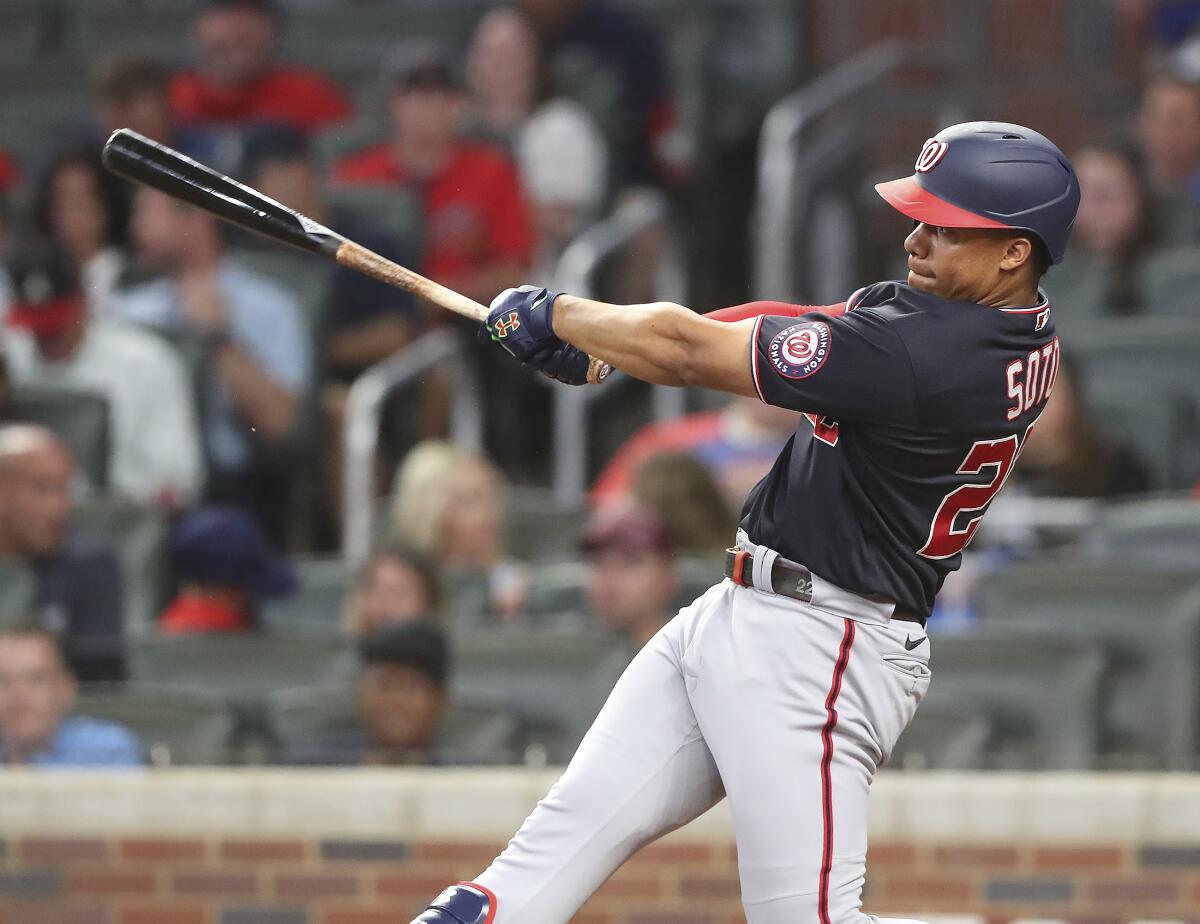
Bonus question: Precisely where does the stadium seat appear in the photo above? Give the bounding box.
[0,563,36,620]
[74,682,237,766]
[7,387,110,492]
[1069,318,1200,411]
[974,562,1200,769]
[264,683,521,766]
[503,487,586,562]
[1142,246,1200,317]
[261,556,355,632]
[128,631,354,700]
[1086,388,1196,491]
[887,707,992,771]
[918,631,1107,770]
[449,627,634,764]
[229,250,333,332]
[72,496,168,638]
[1083,497,1200,570]
[523,556,721,624]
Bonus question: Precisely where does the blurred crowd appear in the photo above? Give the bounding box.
[2,0,1200,769]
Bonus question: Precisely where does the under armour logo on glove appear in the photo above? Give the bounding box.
[482,285,563,363]
[493,311,522,338]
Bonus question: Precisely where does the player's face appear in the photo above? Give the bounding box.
[904,222,1028,304]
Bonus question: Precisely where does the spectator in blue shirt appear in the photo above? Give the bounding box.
[113,186,312,540]
[0,625,141,767]
[0,425,126,683]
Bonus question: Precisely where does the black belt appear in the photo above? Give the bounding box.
[724,547,926,627]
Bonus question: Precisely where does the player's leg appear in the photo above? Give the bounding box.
[410,585,727,924]
[686,586,931,924]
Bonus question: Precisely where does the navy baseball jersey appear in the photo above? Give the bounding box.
[740,280,1060,616]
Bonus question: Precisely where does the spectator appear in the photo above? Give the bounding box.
[285,622,450,766]
[3,245,203,505]
[582,504,678,649]
[1136,70,1200,241]
[1012,353,1151,498]
[241,124,419,382]
[0,150,18,193]
[170,0,351,135]
[390,441,527,625]
[342,542,442,637]
[516,0,681,187]
[32,146,130,317]
[159,506,296,634]
[1051,143,1157,323]
[466,8,608,279]
[91,54,223,168]
[592,395,799,509]
[0,426,125,683]
[630,451,737,555]
[333,47,534,305]
[0,625,142,767]
[114,187,311,537]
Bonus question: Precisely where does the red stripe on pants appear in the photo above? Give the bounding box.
[818,619,856,924]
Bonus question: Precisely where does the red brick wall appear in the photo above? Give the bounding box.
[3,834,1200,923]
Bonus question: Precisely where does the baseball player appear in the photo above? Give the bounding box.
[410,122,1080,924]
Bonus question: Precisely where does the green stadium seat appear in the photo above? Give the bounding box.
[918,631,1106,770]
[503,487,585,562]
[0,563,37,619]
[229,250,333,331]
[887,707,992,771]
[523,556,721,624]
[7,387,110,492]
[74,682,237,766]
[128,631,354,700]
[974,562,1200,769]
[1086,387,1196,490]
[72,496,168,638]
[1084,497,1200,570]
[449,627,633,764]
[1142,246,1200,318]
[264,683,521,766]
[261,556,355,632]
[324,185,424,252]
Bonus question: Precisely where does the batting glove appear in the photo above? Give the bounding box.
[481,285,563,364]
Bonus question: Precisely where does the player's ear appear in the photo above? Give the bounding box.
[999,235,1033,273]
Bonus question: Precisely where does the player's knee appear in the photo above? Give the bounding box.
[409,883,494,924]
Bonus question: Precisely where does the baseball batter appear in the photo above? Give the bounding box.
[410,122,1081,924]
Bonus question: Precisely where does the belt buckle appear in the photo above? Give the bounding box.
[727,547,752,587]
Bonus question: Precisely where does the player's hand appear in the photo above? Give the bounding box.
[525,342,590,386]
[481,285,563,364]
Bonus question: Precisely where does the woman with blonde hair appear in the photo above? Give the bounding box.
[389,441,527,625]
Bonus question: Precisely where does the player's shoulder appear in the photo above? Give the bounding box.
[850,281,1054,336]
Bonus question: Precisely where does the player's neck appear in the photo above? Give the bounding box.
[979,275,1041,310]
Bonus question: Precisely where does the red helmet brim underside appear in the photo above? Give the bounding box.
[874,175,1010,230]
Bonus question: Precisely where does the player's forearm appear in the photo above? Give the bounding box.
[553,295,757,395]
[552,296,695,386]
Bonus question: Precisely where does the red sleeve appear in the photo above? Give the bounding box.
[705,300,849,323]
[0,150,20,192]
[484,154,534,267]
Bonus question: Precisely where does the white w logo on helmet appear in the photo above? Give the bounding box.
[915,138,949,173]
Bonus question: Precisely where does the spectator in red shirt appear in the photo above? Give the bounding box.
[333,48,533,305]
[0,151,18,194]
[170,0,351,135]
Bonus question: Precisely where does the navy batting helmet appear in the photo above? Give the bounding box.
[875,121,1080,264]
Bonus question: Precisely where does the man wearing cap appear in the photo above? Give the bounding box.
[582,505,679,650]
[279,622,450,767]
[414,123,1081,924]
[159,506,296,634]
[170,0,351,135]
[333,47,533,307]
[2,246,203,505]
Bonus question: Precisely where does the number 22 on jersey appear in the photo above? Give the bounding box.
[917,423,1036,560]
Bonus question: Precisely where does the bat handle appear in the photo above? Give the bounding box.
[336,241,611,385]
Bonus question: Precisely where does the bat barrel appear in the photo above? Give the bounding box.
[101,129,342,258]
